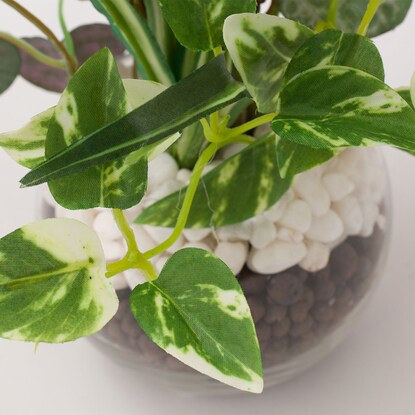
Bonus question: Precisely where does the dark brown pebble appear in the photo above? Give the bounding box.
[166,356,187,371]
[264,304,287,324]
[354,256,373,279]
[335,285,354,306]
[267,272,304,305]
[247,296,266,323]
[256,322,272,344]
[290,300,310,323]
[290,316,313,337]
[312,302,336,322]
[265,337,288,359]
[312,278,336,302]
[114,300,129,321]
[334,303,353,320]
[107,321,125,343]
[272,317,291,338]
[138,335,166,363]
[330,243,359,284]
[239,274,268,295]
[121,313,141,337]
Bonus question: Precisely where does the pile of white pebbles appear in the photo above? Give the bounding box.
[43,146,387,290]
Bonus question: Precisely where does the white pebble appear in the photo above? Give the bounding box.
[147,153,179,193]
[183,228,211,242]
[215,220,253,242]
[221,142,247,159]
[54,205,96,226]
[101,239,125,261]
[122,204,144,223]
[294,172,331,217]
[147,179,182,202]
[299,241,330,272]
[214,241,248,275]
[263,189,294,222]
[203,160,221,174]
[322,172,355,202]
[360,202,380,237]
[144,225,185,253]
[277,227,304,243]
[154,255,171,273]
[305,210,344,243]
[333,195,363,235]
[250,217,277,249]
[93,210,121,240]
[111,273,129,290]
[124,268,147,290]
[248,241,307,274]
[183,241,212,251]
[130,225,158,252]
[176,168,192,184]
[278,199,312,233]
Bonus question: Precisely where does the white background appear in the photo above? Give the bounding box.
[1,2,415,414]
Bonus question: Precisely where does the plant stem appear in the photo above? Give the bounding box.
[107,209,157,280]
[58,0,76,62]
[224,112,277,141]
[327,0,340,27]
[357,0,385,36]
[143,142,218,259]
[2,0,77,74]
[0,32,67,70]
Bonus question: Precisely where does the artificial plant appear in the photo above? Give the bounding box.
[0,0,414,393]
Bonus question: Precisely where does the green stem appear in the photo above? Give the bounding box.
[144,142,218,259]
[0,32,67,70]
[224,112,277,141]
[357,0,384,36]
[58,0,76,61]
[327,0,340,27]
[2,0,77,74]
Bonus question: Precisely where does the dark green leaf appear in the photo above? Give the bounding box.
[0,219,118,343]
[0,39,21,94]
[398,88,414,110]
[136,134,291,228]
[130,248,263,393]
[21,55,247,187]
[159,0,257,51]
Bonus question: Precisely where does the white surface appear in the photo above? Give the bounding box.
[1,2,415,414]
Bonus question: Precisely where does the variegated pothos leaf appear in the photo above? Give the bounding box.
[0,219,118,343]
[159,0,257,51]
[272,66,415,153]
[136,134,291,228]
[398,88,414,110]
[224,13,313,114]
[130,248,263,393]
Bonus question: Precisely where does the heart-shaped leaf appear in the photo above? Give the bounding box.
[159,0,257,51]
[0,39,21,94]
[130,248,263,393]
[21,55,247,187]
[136,134,291,228]
[272,66,415,152]
[0,218,118,343]
[280,0,412,38]
[224,13,313,114]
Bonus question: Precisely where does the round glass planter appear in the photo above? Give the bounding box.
[39,148,391,394]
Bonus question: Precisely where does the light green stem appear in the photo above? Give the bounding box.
[357,0,385,36]
[224,113,277,141]
[327,0,340,26]
[58,0,76,61]
[143,142,218,259]
[0,32,67,70]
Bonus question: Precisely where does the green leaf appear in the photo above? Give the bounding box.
[136,134,291,228]
[284,29,385,83]
[130,248,263,393]
[280,0,412,38]
[0,218,118,343]
[224,13,313,114]
[159,0,257,52]
[46,49,172,210]
[0,39,21,94]
[21,55,247,187]
[0,107,53,168]
[272,66,415,153]
[398,88,414,110]
[91,0,175,85]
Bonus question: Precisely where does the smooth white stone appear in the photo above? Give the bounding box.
[147,179,182,202]
[294,172,331,217]
[154,255,170,273]
[214,241,248,275]
[111,273,129,291]
[250,217,277,249]
[263,189,294,222]
[215,220,253,242]
[122,204,144,223]
[147,153,179,193]
[182,241,212,251]
[203,160,221,174]
[247,241,307,274]
[221,142,247,159]
[54,205,96,225]
[131,225,158,252]
[333,195,364,235]
[165,234,186,254]
[124,268,147,290]
[101,239,124,262]
[277,227,304,244]
[322,172,355,202]
[299,241,330,272]
[377,214,387,231]
[278,199,312,233]
[176,168,192,184]
[360,202,380,237]
[93,210,121,240]
[143,225,185,253]
[305,210,344,243]
[183,228,211,242]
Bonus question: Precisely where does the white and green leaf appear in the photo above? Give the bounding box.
[224,13,313,114]
[130,248,263,393]
[159,0,257,51]
[136,134,291,228]
[21,55,247,187]
[0,219,118,343]
[280,0,412,38]
[272,66,415,153]
[398,88,414,110]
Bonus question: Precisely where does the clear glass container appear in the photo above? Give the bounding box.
[39,148,391,395]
